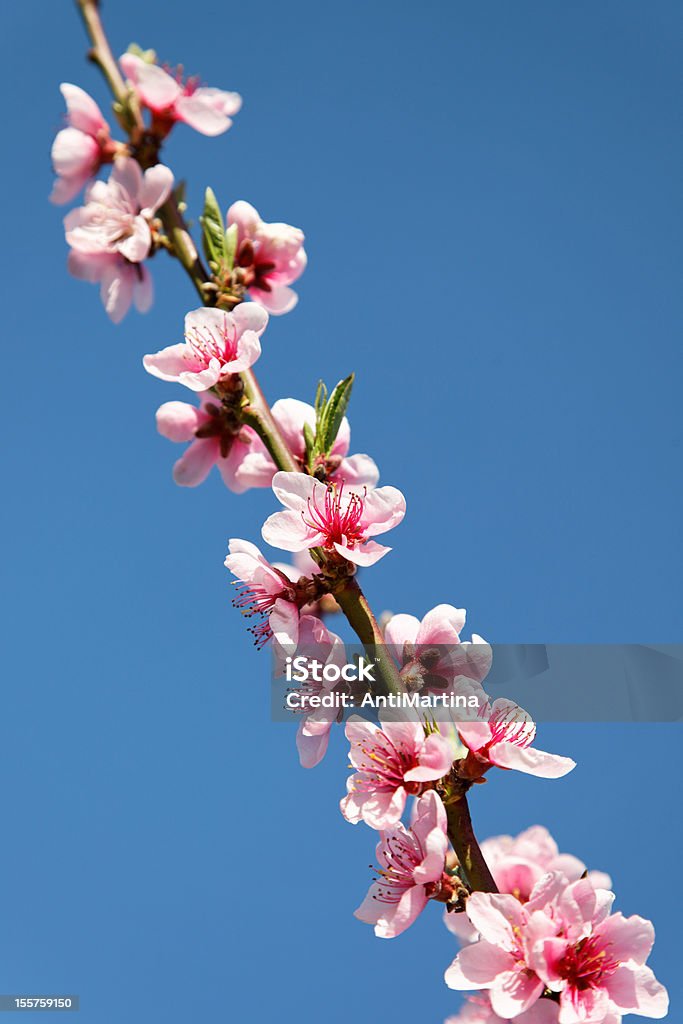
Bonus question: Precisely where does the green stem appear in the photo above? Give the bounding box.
[157,198,210,300]
[334,577,403,697]
[241,371,299,474]
[446,796,498,893]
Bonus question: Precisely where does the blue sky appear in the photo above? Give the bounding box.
[1,1,681,1021]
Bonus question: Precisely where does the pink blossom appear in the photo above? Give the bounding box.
[51,84,112,204]
[478,827,611,907]
[446,875,667,1022]
[156,395,263,491]
[384,605,493,691]
[528,878,668,1023]
[143,304,266,391]
[355,789,449,938]
[120,52,242,136]
[340,713,453,829]
[446,992,563,1024]
[236,398,379,489]
[444,882,562,1017]
[227,201,307,314]
[65,157,172,262]
[287,615,348,768]
[67,250,153,324]
[445,826,611,945]
[64,157,172,323]
[456,698,576,780]
[224,539,304,652]
[261,472,406,567]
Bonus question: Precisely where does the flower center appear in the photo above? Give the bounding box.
[371,832,422,903]
[351,733,420,793]
[302,483,368,550]
[183,317,237,371]
[231,569,295,649]
[560,936,618,991]
[194,401,243,458]
[487,703,536,749]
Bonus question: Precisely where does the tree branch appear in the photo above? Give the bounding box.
[446,795,498,893]
[73,0,497,894]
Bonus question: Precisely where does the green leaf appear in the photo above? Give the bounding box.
[319,373,354,455]
[303,421,316,471]
[314,380,328,419]
[200,187,226,272]
[224,222,238,272]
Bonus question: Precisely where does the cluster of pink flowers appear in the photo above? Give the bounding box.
[445,872,667,1022]
[53,51,306,322]
[55,20,670,1024]
[441,827,668,1022]
[157,395,378,492]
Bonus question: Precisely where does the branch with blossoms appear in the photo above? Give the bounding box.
[52,3,670,1021]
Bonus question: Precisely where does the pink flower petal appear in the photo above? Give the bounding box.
[50,167,92,205]
[100,260,134,323]
[175,93,234,135]
[227,200,261,241]
[335,453,379,488]
[271,398,315,459]
[143,344,192,383]
[457,720,493,753]
[465,892,525,949]
[416,603,467,645]
[51,126,98,179]
[362,485,406,535]
[445,941,516,989]
[488,742,576,779]
[60,83,107,135]
[224,329,261,372]
[296,717,332,769]
[333,540,391,566]
[330,416,351,457]
[383,613,420,650]
[156,401,201,442]
[605,963,669,1017]
[139,164,174,216]
[374,884,428,938]
[133,264,154,313]
[404,732,453,781]
[121,53,181,110]
[261,509,314,551]
[231,301,269,337]
[117,215,151,262]
[172,438,218,486]
[250,283,299,314]
[269,597,300,652]
[271,471,316,512]
[111,156,143,203]
[67,248,115,282]
[489,970,544,1019]
[597,913,654,965]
